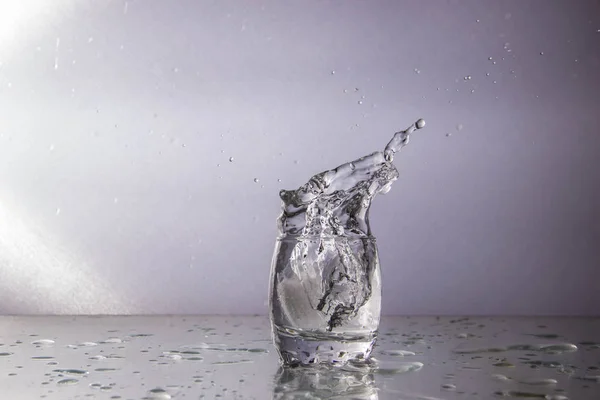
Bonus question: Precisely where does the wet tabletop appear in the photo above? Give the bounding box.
[1,316,599,400]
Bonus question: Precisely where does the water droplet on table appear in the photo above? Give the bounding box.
[380,350,416,356]
[53,369,88,375]
[375,361,424,375]
[518,378,557,386]
[148,388,171,399]
[57,378,79,386]
[31,339,55,345]
[495,390,548,398]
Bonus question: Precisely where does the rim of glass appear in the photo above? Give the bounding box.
[276,234,376,241]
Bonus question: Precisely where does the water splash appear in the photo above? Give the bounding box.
[275,120,424,330]
[278,119,425,238]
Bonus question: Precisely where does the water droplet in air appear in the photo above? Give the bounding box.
[416,119,426,129]
[486,72,490,76]
[228,157,234,162]
[488,56,493,61]
[253,178,259,183]
[357,100,363,105]
[331,70,335,75]
[277,179,281,182]
[539,52,544,55]
[446,133,451,137]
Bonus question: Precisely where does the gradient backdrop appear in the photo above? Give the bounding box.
[1,0,599,315]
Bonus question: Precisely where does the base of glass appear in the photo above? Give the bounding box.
[273,325,377,366]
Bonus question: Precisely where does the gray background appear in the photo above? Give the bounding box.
[0,0,599,315]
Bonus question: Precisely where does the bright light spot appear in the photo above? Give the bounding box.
[0,195,133,313]
[0,0,74,55]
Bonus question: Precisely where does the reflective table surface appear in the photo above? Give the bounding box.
[1,316,599,399]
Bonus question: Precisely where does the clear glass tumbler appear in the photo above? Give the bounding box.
[269,235,381,366]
